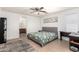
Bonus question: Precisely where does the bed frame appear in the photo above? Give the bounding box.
[42,27,58,35]
[27,27,58,47]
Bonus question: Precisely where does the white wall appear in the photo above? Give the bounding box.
[2,8,79,41]
[26,16,42,33]
[0,10,20,40]
[1,8,79,41]
[19,16,42,34]
[0,8,2,14]
[41,19,58,27]
[41,8,79,40]
[0,9,42,40]
[19,17,27,28]
[60,13,79,32]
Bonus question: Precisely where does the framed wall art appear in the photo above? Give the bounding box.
[43,17,58,23]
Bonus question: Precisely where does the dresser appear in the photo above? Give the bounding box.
[60,31,71,40]
[69,34,79,52]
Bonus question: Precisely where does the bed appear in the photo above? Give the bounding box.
[27,27,58,47]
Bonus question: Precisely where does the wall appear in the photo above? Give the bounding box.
[1,8,79,41]
[0,9,42,40]
[41,18,58,27]
[0,10,20,40]
[0,8,2,14]
[2,8,79,41]
[19,17,27,28]
[26,16,42,33]
[60,13,79,32]
[41,8,79,40]
[19,15,42,34]
[0,8,2,17]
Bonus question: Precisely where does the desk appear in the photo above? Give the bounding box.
[60,31,71,40]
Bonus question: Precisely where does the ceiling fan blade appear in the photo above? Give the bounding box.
[30,8,35,10]
[40,7,44,9]
[40,11,48,13]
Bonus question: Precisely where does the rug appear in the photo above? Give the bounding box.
[0,40,35,52]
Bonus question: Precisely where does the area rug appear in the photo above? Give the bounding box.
[0,40,35,52]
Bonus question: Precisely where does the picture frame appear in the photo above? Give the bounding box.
[43,17,58,23]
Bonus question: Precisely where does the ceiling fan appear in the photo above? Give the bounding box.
[30,7,47,15]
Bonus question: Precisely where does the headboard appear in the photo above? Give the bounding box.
[42,27,58,35]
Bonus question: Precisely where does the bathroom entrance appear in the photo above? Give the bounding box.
[19,17,27,38]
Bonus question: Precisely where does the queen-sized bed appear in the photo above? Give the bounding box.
[27,27,58,47]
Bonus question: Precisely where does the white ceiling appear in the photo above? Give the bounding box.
[1,7,73,16]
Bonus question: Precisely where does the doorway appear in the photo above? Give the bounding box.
[19,17,27,38]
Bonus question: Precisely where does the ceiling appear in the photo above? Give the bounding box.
[1,7,74,17]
